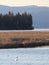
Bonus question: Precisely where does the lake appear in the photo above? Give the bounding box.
[0,48,49,65]
[0,29,49,32]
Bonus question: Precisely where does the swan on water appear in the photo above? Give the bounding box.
[15,56,18,61]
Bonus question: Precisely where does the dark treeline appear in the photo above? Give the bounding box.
[0,12,34,30]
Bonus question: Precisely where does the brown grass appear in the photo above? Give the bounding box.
[0,31,49,48]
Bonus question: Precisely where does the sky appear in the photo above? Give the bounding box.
[0,0,49,7]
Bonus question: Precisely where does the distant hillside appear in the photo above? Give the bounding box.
[0,5,49,28]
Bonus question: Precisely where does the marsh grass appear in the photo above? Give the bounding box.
[0,32,49,48]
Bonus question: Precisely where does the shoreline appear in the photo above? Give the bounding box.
[0,46,49,49]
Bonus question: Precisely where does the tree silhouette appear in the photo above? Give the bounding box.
[0,12,34,30]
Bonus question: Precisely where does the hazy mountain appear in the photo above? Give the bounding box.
[0,5,49,28]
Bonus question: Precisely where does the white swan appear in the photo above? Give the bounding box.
[15,56,18,61]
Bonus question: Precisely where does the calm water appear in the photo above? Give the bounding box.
[0,29,49,32]
[0,48,49,65]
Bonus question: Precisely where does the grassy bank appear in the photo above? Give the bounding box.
[0,31,49,48]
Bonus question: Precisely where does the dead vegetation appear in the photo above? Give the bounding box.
[0,31,49,48]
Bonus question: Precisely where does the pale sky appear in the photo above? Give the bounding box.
[0,0,49,7]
